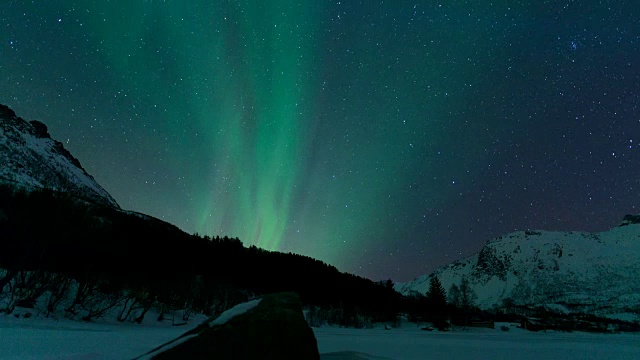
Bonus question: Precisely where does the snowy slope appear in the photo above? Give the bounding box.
[0,104,119,208]
[2,316,639,360]
[314,327,640,360]
[397,216,640,320]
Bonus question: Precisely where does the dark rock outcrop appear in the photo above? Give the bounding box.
[29,120,50,138]
[149,292,320,360]
[620,214,640,227]
[476,244,508,281]
[0,104,16,118]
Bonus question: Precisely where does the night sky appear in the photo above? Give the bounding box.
[1,1,638,281]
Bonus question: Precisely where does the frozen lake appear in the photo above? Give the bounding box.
[0,315,201,360]
[0,316,638,359]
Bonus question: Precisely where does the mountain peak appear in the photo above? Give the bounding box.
[398,223,640,322]
[29,120,51,139]
[0,103,119,208]
[0,104,17,119]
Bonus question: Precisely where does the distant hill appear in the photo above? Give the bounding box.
[0,104,118,208]
[397,216,640,321]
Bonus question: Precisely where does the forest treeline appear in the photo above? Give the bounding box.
[0,184,399,324]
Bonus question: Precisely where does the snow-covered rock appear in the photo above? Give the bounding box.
[141,293,320,360]
[397,218,640,320]
[0,104,118,208]
[208,299,261,328]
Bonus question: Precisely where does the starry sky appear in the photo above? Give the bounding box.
[1,1,639,281]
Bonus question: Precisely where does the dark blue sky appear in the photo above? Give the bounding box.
[1,1,638,281]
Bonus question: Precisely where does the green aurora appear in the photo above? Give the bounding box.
[74,1,486,261]
[2,0,638,280]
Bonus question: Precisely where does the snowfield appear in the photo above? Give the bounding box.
[1,315,638,359]
[314,325,640,360]
[0,316,200,360]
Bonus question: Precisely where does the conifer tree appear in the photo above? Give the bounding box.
[426,276,447,308]
[426,276,448,329]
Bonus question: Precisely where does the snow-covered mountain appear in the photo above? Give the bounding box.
[397,215,640,320]
[0,104,119,208]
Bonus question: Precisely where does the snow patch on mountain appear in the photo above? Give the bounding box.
[397,220,640,321]
[0,104,119,208]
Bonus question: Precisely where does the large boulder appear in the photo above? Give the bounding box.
[149,292,320,360]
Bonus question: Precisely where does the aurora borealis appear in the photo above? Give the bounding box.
[1,1,638,281]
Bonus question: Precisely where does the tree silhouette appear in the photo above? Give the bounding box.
[448,276,477,326]
[459,276,477,312]
[426,276,447,308]
[0,184,402,325]
[425,276,447,329]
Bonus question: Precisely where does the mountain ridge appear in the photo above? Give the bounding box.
[397,218,640,321]
[0,104,119,208]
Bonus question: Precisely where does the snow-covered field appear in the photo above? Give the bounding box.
[0,314,205,360]
[314,324,640,360]
[1,316,638,359]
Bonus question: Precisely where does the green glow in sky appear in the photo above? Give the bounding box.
[3,0,638,280]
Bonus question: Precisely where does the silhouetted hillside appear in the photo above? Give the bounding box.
[0,185,399,323]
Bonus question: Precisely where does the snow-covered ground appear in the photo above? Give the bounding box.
[0,313,205,360]
[1,316,638,359]
[314,324,640,360]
